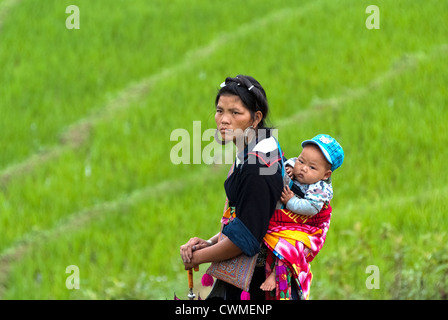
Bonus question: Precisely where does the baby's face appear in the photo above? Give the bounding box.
[293,145,332,185]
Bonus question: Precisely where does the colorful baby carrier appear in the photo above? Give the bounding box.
[262,144,332,300]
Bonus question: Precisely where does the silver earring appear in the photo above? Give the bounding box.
[243,125,255,144]
[214,128,229,145]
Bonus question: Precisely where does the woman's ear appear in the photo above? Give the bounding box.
[253,110,263,129]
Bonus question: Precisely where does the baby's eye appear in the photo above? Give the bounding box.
[310,166,316,170]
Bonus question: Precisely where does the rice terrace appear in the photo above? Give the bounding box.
[0,0,447,299]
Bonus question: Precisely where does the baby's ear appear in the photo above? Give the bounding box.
[324,170,332,180]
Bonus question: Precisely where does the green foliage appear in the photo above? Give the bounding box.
[0,0,447,299]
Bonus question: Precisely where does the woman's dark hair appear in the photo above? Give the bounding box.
[215,75,271,130]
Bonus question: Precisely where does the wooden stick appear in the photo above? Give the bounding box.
[188,269,194,289]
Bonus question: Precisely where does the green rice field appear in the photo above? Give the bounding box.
[0,0,447,299]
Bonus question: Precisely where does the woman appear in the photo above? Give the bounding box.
[180,75,286,300]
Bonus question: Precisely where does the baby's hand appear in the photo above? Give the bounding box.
[285,165,294,179]
[280,186,294,205]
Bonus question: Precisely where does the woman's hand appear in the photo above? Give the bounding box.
[181,236,243,270]
[183,259,198,271]
[180,237,211,264]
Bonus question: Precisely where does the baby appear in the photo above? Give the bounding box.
[260,134,344,292]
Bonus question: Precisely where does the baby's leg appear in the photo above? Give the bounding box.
[260,269,276,291]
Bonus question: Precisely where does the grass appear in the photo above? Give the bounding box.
[0,0,447,299]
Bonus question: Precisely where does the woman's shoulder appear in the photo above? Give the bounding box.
[244,136,283,177]
[248,136,281,163]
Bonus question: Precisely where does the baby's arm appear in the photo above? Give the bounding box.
[284,158,296,180]
[282,157,327,216]
[281,186,322,216]
[285,164,294,180]
[286,196,322,216]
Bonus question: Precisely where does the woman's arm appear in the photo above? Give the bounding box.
[180,233,220,264]
[208,233,219,245]
[183,237,242,270]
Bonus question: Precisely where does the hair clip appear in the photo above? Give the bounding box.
[220,81,241,88]
[248,85,254,91]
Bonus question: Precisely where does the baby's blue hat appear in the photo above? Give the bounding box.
[301,134,344,171]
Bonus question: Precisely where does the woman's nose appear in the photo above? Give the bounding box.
[220,114,230,125]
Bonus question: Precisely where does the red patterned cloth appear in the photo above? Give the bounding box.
[263,205,332,300]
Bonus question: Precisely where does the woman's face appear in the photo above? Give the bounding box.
[215,94,261,143]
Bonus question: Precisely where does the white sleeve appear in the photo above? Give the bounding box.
[284,157,296,168]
